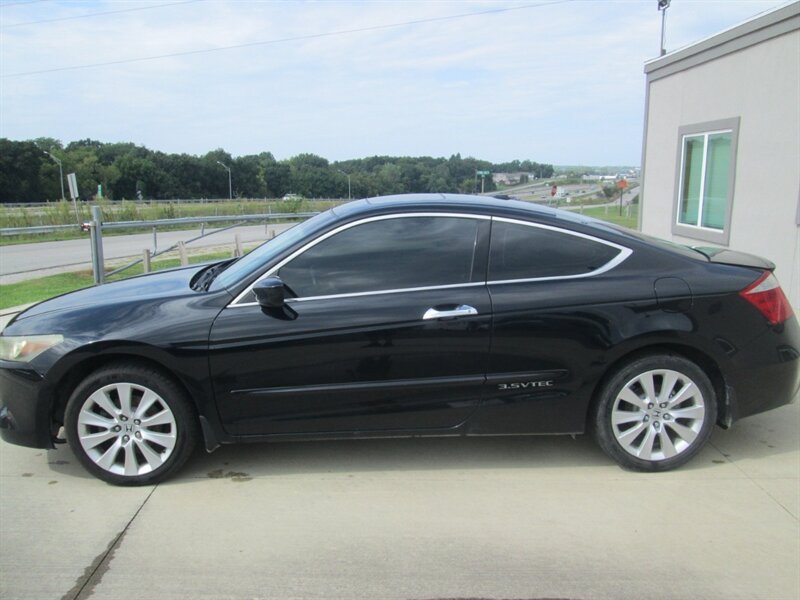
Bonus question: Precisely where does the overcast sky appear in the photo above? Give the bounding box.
[0,0,790,165]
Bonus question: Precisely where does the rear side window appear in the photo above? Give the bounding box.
[279,216,481,297]
[489,220,622,281]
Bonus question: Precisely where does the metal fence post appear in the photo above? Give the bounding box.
[90,205,105,285]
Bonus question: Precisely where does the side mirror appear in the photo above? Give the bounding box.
[253,277,286,308]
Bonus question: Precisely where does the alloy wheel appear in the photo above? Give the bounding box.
[610,368,706,461]
[76,382,178,476]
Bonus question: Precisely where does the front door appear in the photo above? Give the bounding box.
[209,214,492,436]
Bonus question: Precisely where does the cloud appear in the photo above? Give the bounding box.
[0,0,789,164]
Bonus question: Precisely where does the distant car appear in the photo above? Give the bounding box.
[282,193,302,201]
[1,194,798,485]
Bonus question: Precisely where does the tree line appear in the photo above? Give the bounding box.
[0,138,554,204]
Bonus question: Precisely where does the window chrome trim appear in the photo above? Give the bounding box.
[233,282,486,307]
[228,212,490,307]
[486,216,632,285]
[227,212,633,308]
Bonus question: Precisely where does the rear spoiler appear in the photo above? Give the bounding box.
[692,247,775,271]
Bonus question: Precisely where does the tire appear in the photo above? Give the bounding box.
[593,354,716,472]
[65,363,198,485]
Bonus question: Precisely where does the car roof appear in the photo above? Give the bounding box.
[331,193,556,218]
[330,193,609,232]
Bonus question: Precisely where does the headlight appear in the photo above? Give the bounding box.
[0,335,64,362]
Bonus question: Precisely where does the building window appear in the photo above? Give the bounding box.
[672,118,739,245]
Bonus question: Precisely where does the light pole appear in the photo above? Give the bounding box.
[43,150,65,202]
[44,150,79,222]
[658,0,670,56]
[337,169,351,200]
[216,161,232,200]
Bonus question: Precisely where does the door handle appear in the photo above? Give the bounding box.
[422,304,479,320]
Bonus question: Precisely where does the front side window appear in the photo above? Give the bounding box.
[277,216,482,298]
[489,220,623,282]
[673,118,739,245]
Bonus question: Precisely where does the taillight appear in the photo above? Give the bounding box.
[739,272,794,326]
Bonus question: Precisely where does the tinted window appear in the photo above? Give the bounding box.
[489,221,620,281]
[279,216,481,297]
[210,210,337,292]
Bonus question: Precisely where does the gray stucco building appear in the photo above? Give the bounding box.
[639,1,799,307]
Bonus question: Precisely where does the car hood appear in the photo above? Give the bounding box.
[12,264,206,323]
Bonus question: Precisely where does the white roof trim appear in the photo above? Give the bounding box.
[644,1,799,76]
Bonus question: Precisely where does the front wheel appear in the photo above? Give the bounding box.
[65,363,198,485]
[593,354,717,472]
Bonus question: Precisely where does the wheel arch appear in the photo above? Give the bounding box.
[49,350,223,451]
[585,342,731,433]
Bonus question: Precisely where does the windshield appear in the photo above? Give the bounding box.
[209,210,338,291]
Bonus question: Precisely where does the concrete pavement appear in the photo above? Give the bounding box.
[1,400,797,599]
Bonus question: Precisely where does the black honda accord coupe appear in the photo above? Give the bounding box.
[1,194,798,484]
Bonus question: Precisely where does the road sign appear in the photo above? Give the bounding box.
[476,170,490,176]
[551,185,558,197]
[67,172,79,200]
[616,178,629,190]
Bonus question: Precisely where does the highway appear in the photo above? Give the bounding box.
[0,223,295,284]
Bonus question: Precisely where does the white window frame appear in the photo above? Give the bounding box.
[672,117,740,246]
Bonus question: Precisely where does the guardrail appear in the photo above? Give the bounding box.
[0,212,319,236]
[0,224,78,235]
[84,211,319,284]
[1,198,327,208]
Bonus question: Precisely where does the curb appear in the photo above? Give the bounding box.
[0,303,35,330]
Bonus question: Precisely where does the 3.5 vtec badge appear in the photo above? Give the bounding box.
[498,380,555,390]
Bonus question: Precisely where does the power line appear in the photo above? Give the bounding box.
[1,0,203,28]
[0,0,51,8]
[2,0,574,78]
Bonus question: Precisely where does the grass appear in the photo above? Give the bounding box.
[568,203,639,229]
[0,249,233,310]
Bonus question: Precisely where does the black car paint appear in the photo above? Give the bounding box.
[1,194,798,454]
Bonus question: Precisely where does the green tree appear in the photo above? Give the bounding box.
[0,139,46,202]
[0,137,556,202]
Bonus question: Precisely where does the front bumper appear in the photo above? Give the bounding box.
[0,361,56,449]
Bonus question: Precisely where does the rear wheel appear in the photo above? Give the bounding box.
[65,363,198,485]
[594,354,716,471]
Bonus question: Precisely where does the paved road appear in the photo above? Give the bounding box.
[0,223,296,284]
[1,401,797,599]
